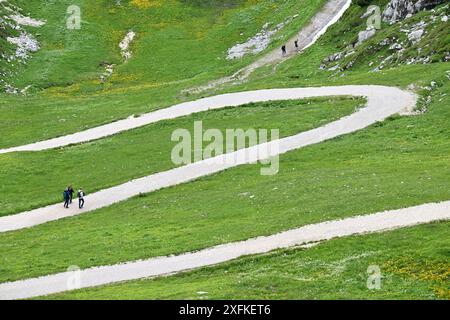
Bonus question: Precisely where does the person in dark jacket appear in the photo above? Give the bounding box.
[63,189,70,208]
[281,45,287,56]
[68,186,74,204]
[77,188,85,209]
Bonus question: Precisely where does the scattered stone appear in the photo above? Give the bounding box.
[119,31,136,61]
[1,0,45,93]
[7,32,40,60]
[379,38,392,46]
[227,15,298,60]
[323,52,343,63]
[344,50,355,57]
[100,64,115,83]
[382,0,416,24]
[382,0,446,24]
[389,43,403,50]
[357,27,376,46]
[408,29,424,43]
[328,64,340,71]
[9,14,46,27]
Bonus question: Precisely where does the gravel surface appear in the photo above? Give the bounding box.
[0,86,416,233]
[1,200,448,300]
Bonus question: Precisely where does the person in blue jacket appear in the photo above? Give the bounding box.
[63,189,70,208]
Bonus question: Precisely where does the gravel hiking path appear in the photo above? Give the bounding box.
[2,0,448,301]
[0,85,417,232]
[186,0,352,94]
[0,201,448,299]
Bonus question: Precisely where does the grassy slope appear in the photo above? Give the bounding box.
[0,1,448,299]
[0,85,448,283]
[44,222,450,300]
[0,97,360,215]
[0,0,324,148]
[237,1,449,91]
[0,97,363,282]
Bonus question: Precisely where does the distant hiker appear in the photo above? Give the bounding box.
[294,40,299,50]
[68,186,74,204]
[63,189,70,208]
[281,45,287,56]
[77,188,85,209]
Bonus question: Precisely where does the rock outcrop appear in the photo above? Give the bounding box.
[0,0,46,93]
[357,27,377,45]
[382,0,446,24]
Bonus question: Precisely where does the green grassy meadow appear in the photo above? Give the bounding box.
[43,222,450,300]
[0,0,324,148]
[0,83,448,283]
[0,0,448,299]
[0,96,360,216]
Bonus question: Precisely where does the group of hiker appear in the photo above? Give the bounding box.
[281,39,300,56]
[57,41,295,211]
[63,186,85,209]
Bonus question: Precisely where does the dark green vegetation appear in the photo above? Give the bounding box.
[45,222,450,300]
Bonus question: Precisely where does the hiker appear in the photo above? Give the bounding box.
[77,188,85,209]
[68,185,74,204]
[63,189,70,208]
[281,45,287,56]
[294,40,299,50]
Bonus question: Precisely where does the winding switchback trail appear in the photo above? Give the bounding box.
[0,85,417,232]
[186,0,352,93]
[1,201,449,300]
[1,0,448,301]
[231,0,353,79]
[1,85,449,300]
